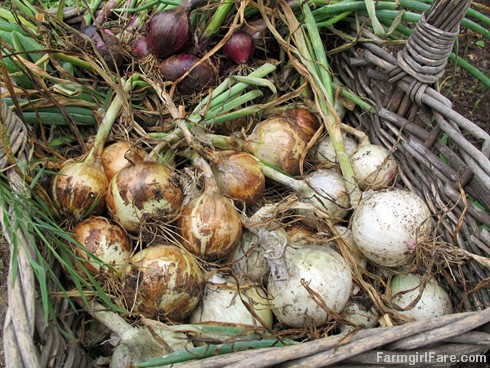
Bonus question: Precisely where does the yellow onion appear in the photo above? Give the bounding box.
[286,225,315,245]
[279,107,320,142]
[51,157,108,219]
[207,149,265,204]
[71,216,132,276]
[101,140,147,182]
[123,244,204,321]
[106,161,184,233]
[177,157,242,261]
[189,273,273,328]
[244,117,308,175]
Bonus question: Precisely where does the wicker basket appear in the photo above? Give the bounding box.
[2,0,489,367]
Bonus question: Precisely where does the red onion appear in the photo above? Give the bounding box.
[146,0,206,58]
[80,25,124,70]
[159,54,218,95]
[133,37,151,59]
[223,30,255,65]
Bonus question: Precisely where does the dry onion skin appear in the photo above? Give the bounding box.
[106,161,184,233]
[101,141,147,182]
[312,133,358,166]
[228,230,270,283]
[350,144,397,190]
[177,180,243,261]
[51,158,108,219]
[390,273,453,321]
[267,245,352,328]
[123,244,204,321]
[279,107,320,142]
[71,216,132,276]
[189,273,273,328]
[351,189,434,268]
[339,301,379,333]
[244,117,308,175]
[208,150,265,204]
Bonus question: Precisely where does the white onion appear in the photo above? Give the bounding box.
[312,133,358,165]
[389,273,453,321]
[352,189,433,267]
[295,169,351,229]
[189,273,273,328]
[339,300,379,333]
[228,230,270,283]
[350,144,397,190]
[267,245,352,328]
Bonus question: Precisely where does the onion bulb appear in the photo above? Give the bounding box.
[189,273,273,328]
[177,161,242,261]
[123,244,204,321]
[145,0,201,58]
[279,107,320,142]
[106,161,184,233]
[51,157,108,219]
[351,189,433,267]
[101,141,146,182]
[244,117,308,175]
[339,300,379,333]
[267,245,352,328]
[350,144,397,190]
[228,230,270,283]
[71,216,131,276]
[159,54,218,95]
[286,225,315,245]
[295,169,351,228]
[389,273,453,320]
[207,150,265,204]
[312,133,358,166]
[223,30,255,65]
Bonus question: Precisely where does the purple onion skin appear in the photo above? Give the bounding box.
[223,30,255,65]
[80,26,124,70]
[146,7,192,59]
[159,54,218,95]
[134,37,151,59]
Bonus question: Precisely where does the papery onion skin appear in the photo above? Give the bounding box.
[189,274,273,328]
[106,161,184,233]
[296,169,351,228]
[177,187,242,261]
[159,54,218,95]
[280,107,320,142]
[390,274,453,321]
[312,133,358,166]
[101,141,146,182]
[267,245,352,328]
[51,159,108,219]
[339,301,379,333]
[209,150,265,204]
[223,30,255,65]
[245,117,308,175]
[71,216,132,276]
[351,189,433,267]
[123,244,204,321]
[146,7,192,59]
[228,230,270,283]
[350,144,397,190]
